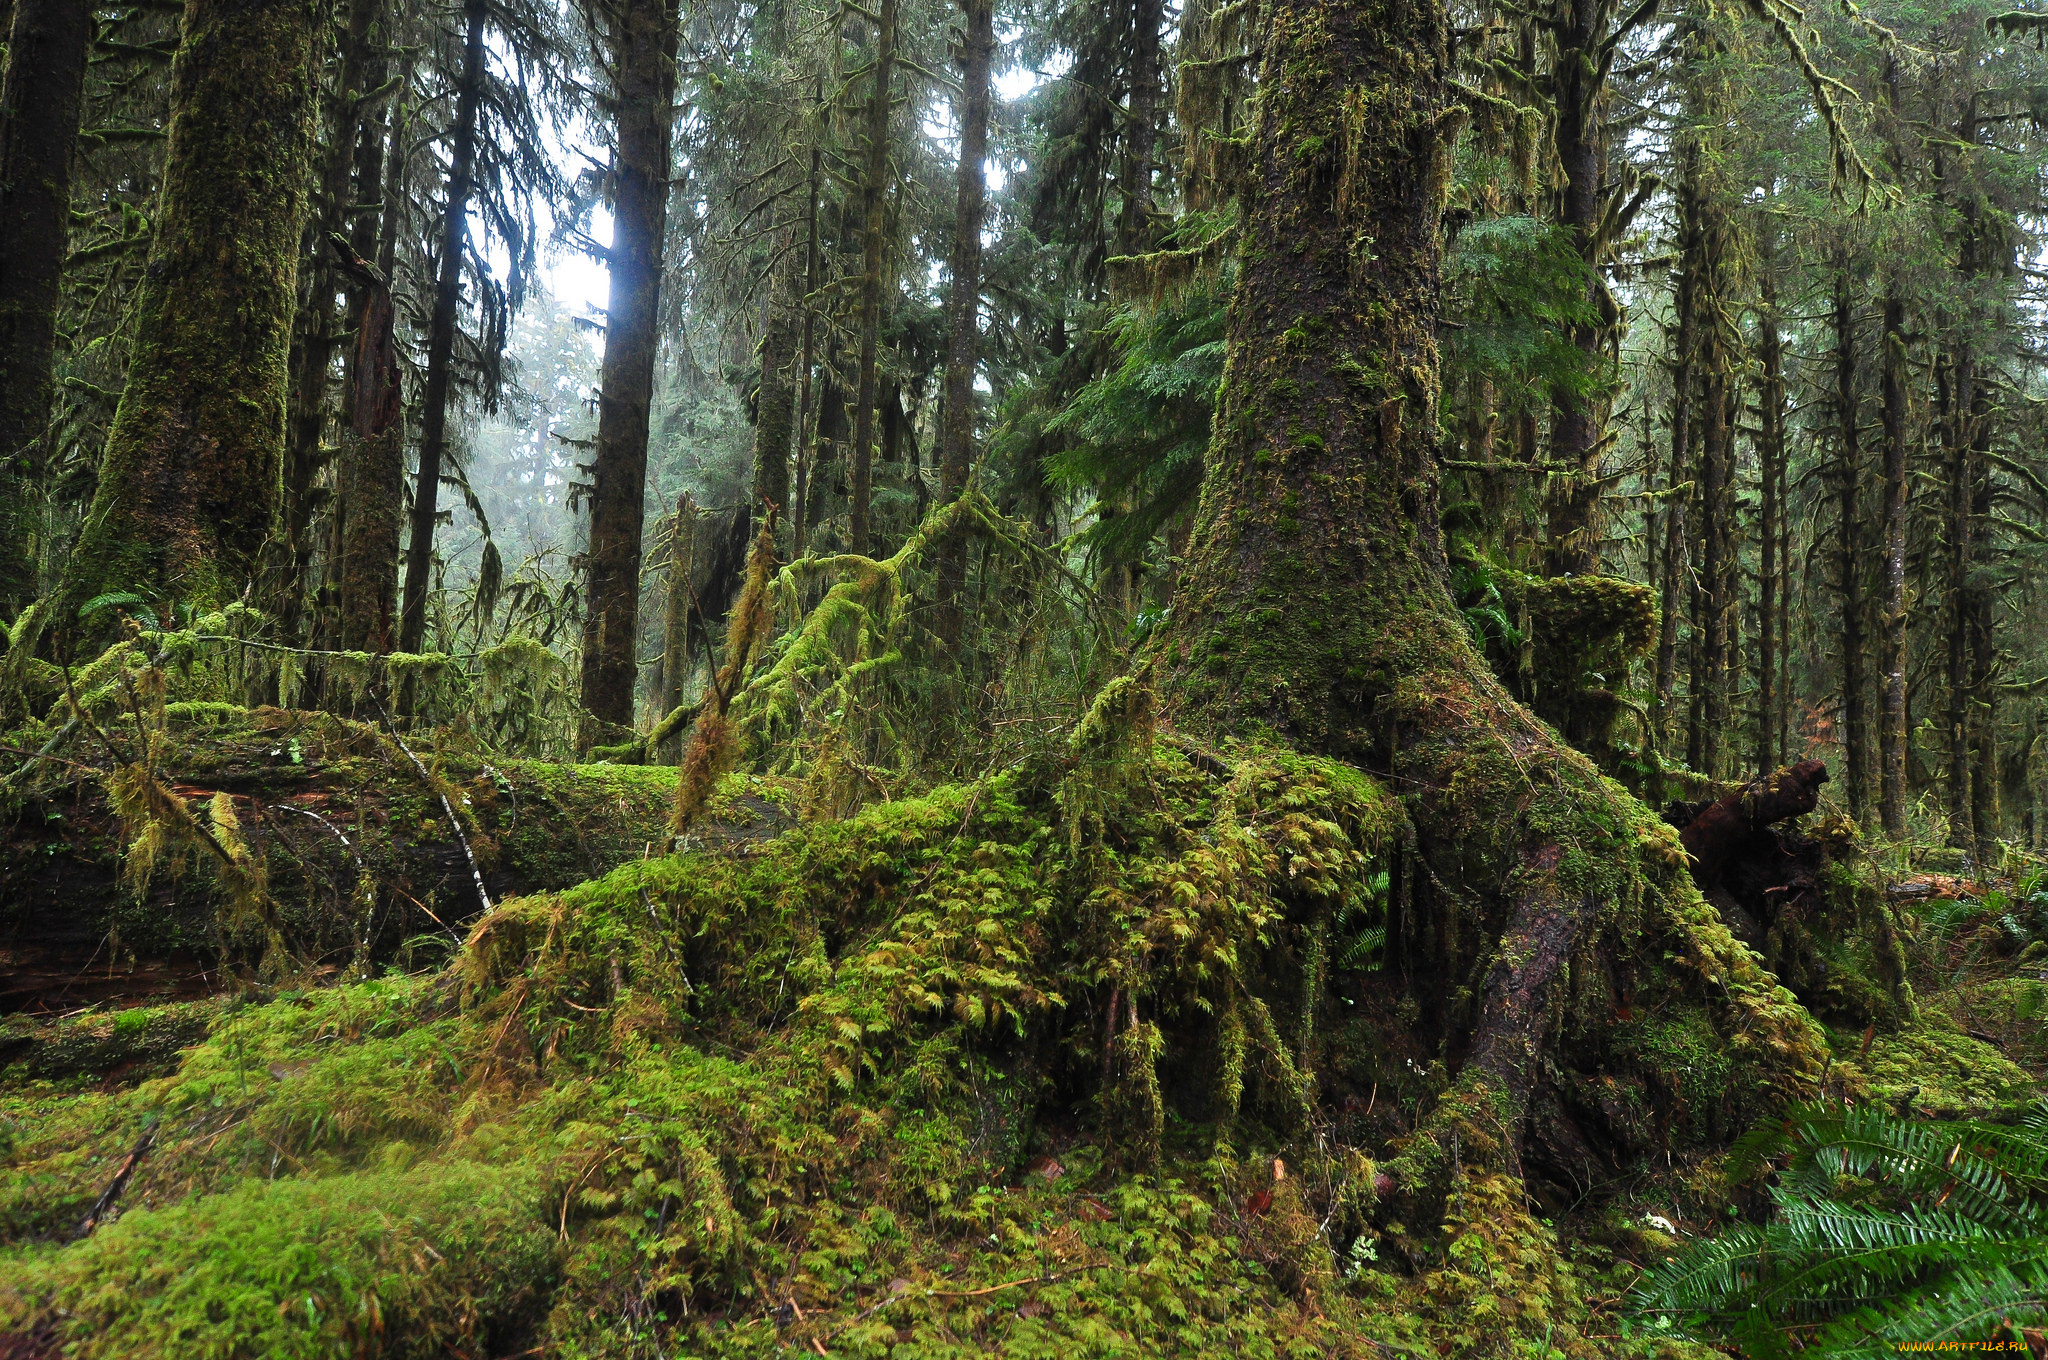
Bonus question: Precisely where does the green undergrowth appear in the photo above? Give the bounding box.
[0,733,1790,1358]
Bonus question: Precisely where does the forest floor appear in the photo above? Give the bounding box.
[0,708,2042,1358]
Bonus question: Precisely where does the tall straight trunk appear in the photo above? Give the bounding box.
[1968,393,1997,848]
[1543,0,1607,579]
[315,64,398,653]
[1832,265,1871,822]
[1693,193,1734,781]
[792,126,821,552]
[1654,194,1697,752]
[752,254,800,521]
[658,492,696,723]
[1877,290,1909,835]
[848,0,897,556]
[0,0,91,609]
[279,0,385,639]
[579,0,682,734]
[1942,345,1973,849]
[1117,0,1163,252]
[936,0,994,644]
[1777,449,1792,765]
[336,277,403,654]
[396,0,485,658]
[66,0,323,614]
[1755,267,1786,779]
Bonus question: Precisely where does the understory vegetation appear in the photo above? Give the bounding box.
[7,0,2048,1343]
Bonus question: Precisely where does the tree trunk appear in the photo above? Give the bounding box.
[847,0,897,557]
[577,0,681,738]
[65,0,323,615]
[1693,191,1734,781]
[336,280,403,655]
[1654,200,1696,753]
[0,0,91,611]
[278,0,385,643]
[1755,265,1786,781]
[1942,345,1973,850]
[1543,0,1607,579]
[935,0,994,645]
[1832,265,1871,823]
[1150,0,1793,1198]
[752,250,800,525]
[1877,290,1909,836]
[1968,401,1997,849]
[792,127,821,553]
[658,491,697,746]
[1117,0,1162,253]
[396,0,486,659]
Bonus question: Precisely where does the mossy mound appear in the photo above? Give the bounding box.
[0,739,1767,1357]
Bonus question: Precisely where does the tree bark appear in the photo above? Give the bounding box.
[396,0,486,659]
[792,125,821,552]
[336,279,403,655]
[1116,0,1162,253]
[847,0,897,557]
[278,0,385,643]
[1692,190,1735,781]
[1832,264,1871,823]
[577,0,681,737]
[1756,264,1786,780]
[751,249,800,525]
[935,0,994,645]
[65,0,323,614]
[1152,0,1742,1194]
[0,0,91,611]
[1942,345,1973,850]
[1654,194,1696,753]
[1877,290,1909,837]
[1543,0,1608,579]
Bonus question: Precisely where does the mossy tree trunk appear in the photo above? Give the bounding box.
[336,279,403,655]
[0,0,91,612]
[847,0,897,557]
[577,0,680,737]
[1832,259,1872,823]
[277,0,386,642]
[65,0,322,615]
[1878,288,1909,837]
[1542,0,1609,580]
[1154,0,1753,1197]
[935,0,993,645]
[1653,181,1696,752]
[396,0,484,659]
[1755,258,1786,778]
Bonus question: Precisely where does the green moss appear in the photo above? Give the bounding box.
[1832,1012,2037,1119]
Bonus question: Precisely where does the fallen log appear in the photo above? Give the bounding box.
[0,707,678,1013]
[1679,759,1830,886]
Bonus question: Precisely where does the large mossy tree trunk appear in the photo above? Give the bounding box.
[0,0,92,613]
[336,282,404,655]
[65,0,322,616]
[1155,0,1817,1203]
[577,0,680,738]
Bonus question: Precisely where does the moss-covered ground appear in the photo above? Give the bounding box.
[2,719,2041,1357]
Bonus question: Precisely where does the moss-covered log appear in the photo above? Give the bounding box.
[62,0,322,613]
[1153,0,1821,1205]
[0,708,691,1013]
